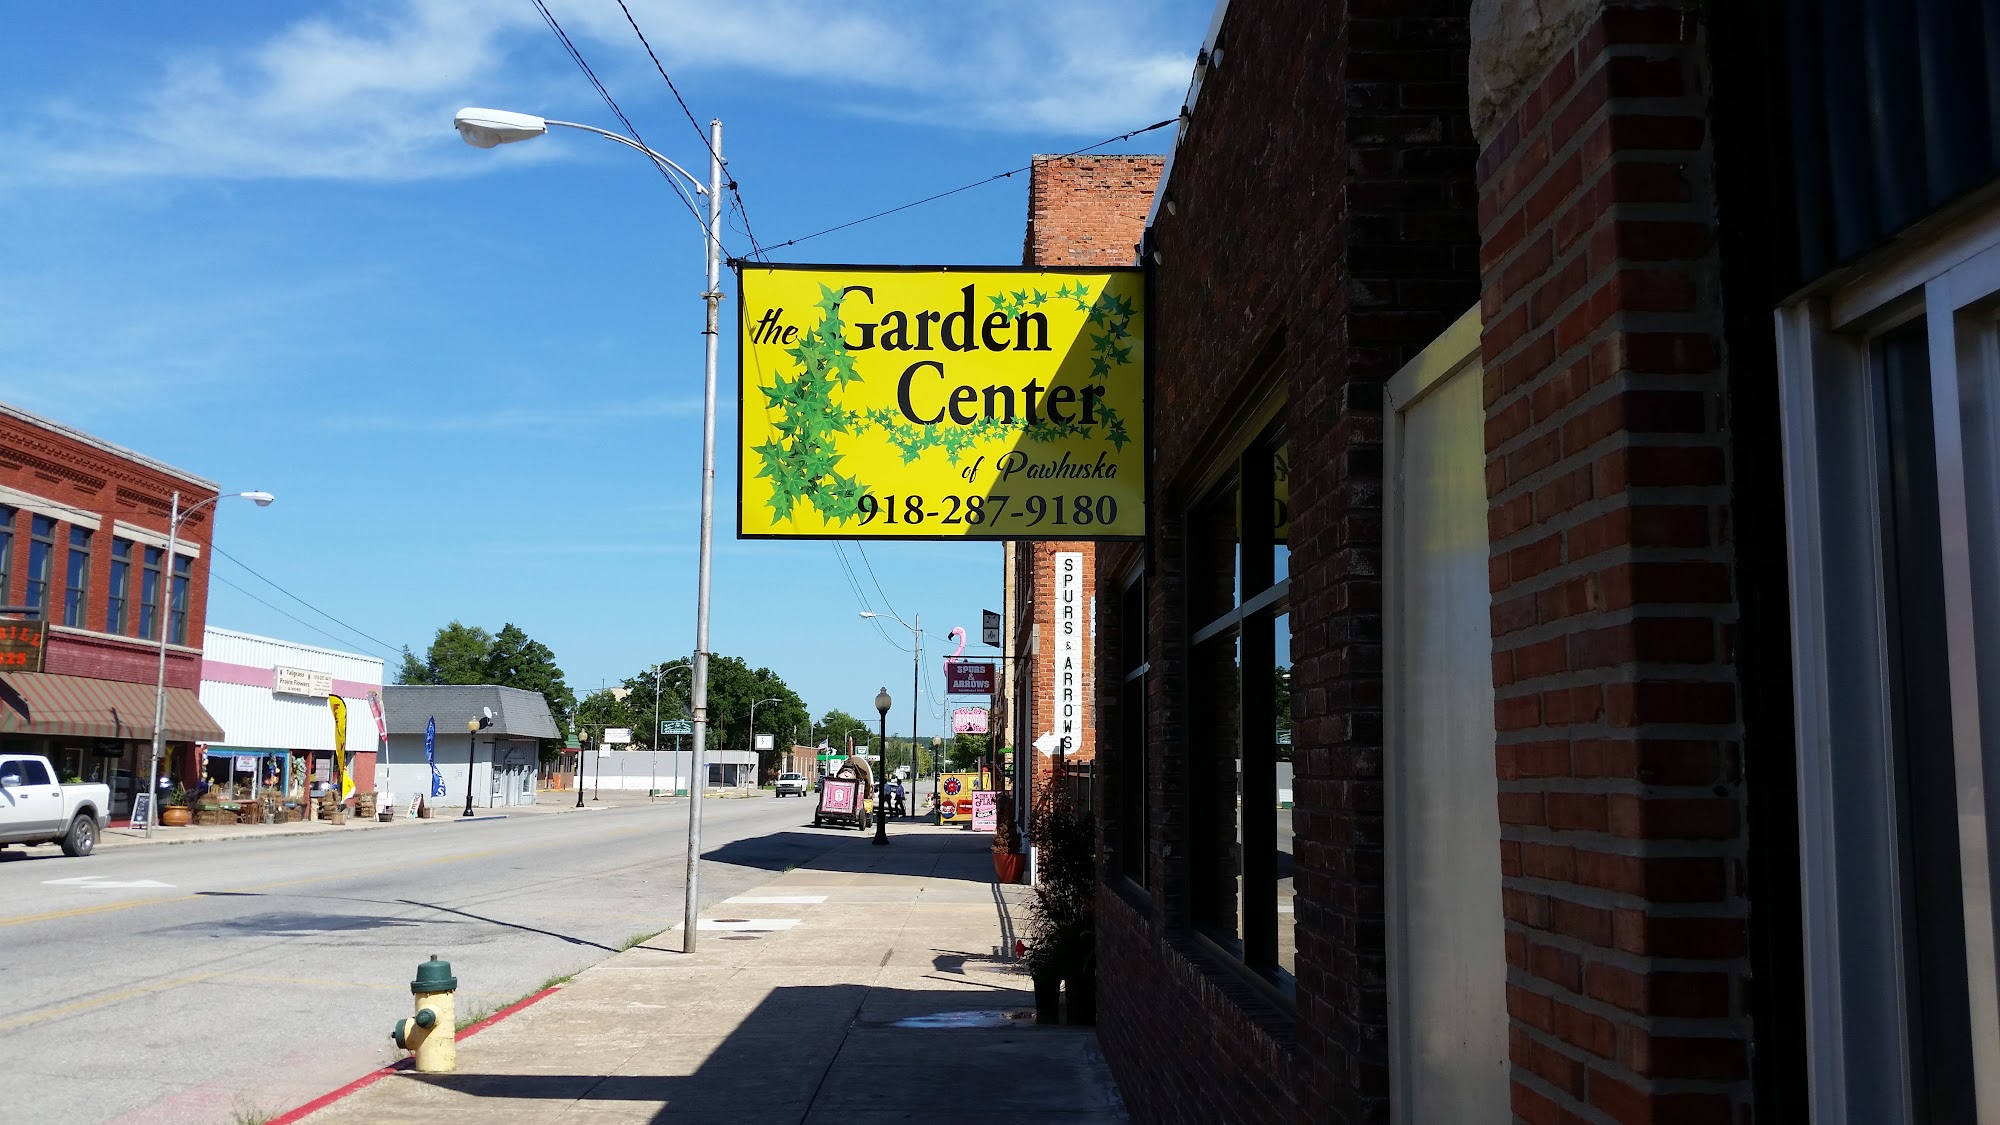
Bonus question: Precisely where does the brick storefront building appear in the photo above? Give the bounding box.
[1060,0,2000,1122]
[1000,155,1163,814]
[0,403,225,818]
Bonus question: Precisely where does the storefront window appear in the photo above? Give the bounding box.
[106,538,132,634]
[1187,424,1293,994]
[169,554,192,644]
[63,526,91,628]
[1117,570,1148,885]
[138,546,162,639]
[25,515,54,615]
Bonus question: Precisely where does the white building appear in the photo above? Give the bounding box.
[198,627,386,803]
[381,685,558,810]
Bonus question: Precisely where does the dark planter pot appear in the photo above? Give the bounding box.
[1064,960,1096,1025]
[993,851,1025,885]
[1033,971,1061,1024]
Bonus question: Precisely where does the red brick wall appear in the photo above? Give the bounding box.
[1095,2,1482,1122]
[1010,156,1162,784]
[1475,7,1751,1122]
[0,408,217,688]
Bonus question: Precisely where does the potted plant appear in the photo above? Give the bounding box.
[991,792,1025,884]
[1024,777,1097,1024]
[161,784,193,827]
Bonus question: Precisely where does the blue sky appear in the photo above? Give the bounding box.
[1,0,1206,731]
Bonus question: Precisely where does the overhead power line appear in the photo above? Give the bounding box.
[530,0,707,234]
[759,117,1177,254]
[210,573,395,658]
[209,544,403,657]
[611,0,767,261]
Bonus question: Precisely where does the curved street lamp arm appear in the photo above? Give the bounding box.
[543,119,709,227]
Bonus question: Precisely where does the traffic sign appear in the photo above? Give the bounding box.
[662,719,694,735]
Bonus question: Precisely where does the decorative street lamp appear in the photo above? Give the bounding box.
[931,734,943,825]
[464,708,493,817]
[144,489,273,838]
[873,687,892,846]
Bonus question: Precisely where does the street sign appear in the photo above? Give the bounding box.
[755,733,774,751]
[945,660,996,696]
[603,727,632,745]
[982,609,1001,647]
[662,719,694,735]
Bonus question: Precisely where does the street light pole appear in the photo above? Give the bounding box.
[453,107,724,955]
[463,713,491,817]
[143,488,273,838]
[931,734,942,825]
[575,729,588,809]
[873,688,892,846]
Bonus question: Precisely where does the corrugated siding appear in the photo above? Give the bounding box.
[202,627,384,685]
[197,679,355,752]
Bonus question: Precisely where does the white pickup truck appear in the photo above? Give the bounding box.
[0,754,110,857]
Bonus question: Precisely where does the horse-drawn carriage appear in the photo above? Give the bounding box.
[812,757,874,831]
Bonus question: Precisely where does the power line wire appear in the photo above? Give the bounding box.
[210,540,402,652]
[210,573,395,657]
[530,0,708,235]
[610,0,768,261]
[760,117,1177,254]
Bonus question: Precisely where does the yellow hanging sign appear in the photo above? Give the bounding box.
[737,265,1145,539]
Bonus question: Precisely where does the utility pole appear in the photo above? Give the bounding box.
[683,118,724,955]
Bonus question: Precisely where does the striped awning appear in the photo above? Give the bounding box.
[0,671,225,742]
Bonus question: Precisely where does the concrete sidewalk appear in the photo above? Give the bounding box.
[296,823,1125,1124]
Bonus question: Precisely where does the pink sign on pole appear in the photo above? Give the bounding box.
[950,707,989,734]
[944,660,996,696]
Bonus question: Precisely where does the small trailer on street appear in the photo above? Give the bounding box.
[812,760,873,831]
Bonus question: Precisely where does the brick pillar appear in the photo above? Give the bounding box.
[1477,6,1749,1123]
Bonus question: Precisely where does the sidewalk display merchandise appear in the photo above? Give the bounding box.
[990,791,1024,884]
[936,772,978,823]
[813,761,873,831]
[1024,776,1095,1024]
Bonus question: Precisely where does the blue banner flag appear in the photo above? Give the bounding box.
[425,717,445,798]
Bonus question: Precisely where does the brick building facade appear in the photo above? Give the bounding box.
[1052,0,2000,1122]
[0,402,226,817]
[1001,155,1163,803]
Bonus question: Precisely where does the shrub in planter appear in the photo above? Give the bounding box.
[1024,777,1096,1024]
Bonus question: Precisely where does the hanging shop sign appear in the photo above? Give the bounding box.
[1052,551,1087,754]
[0,619,45,671]
[944,660,996,696]
[981,609,1001,647]
[737,265,1146,540]
[950,707,989,735]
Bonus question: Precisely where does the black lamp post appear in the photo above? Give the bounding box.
[931,735,942,825]
[575,731,590,809]
[463,712,492,817]
[873,687,891,846]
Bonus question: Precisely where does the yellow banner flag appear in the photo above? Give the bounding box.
[738,266,1145,539]
[328,695,353,801]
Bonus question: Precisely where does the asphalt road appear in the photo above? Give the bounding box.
[0,793,842,1125]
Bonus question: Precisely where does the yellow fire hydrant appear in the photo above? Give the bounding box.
[391,955,458,1072]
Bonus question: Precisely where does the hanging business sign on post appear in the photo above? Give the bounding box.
[736,265,1146,540]
[950,707,989,734]
[945,660,995,696]
[981,609,1001,647]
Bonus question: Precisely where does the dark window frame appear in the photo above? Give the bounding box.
[139,545,163,640]
[169,554,193,645]
[0,506,15,607]
[1116,567,1150,889]
[25,516,55,616]
[1185,425,1293,996]
[106,538,132,635]
[63,526,91,628]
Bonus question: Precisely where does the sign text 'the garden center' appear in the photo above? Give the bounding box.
[736,265,1145,539]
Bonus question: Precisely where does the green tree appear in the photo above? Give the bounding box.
[700,655,809,778]
[398,621,577,744]
[618,659,694,748]
[819,708,872,754]
[398,622,496,685]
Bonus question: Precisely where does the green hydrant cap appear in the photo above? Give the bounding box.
[412,955,458,994]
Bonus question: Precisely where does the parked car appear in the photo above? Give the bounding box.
[774,772,809,797]
[0,754,111,857]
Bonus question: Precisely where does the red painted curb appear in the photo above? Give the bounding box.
[265,985,563,1125]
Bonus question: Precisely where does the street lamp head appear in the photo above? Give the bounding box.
[238,491,276,507]
[858,611,879,619]
[875,687,892,716]
[454,107,548,148]
[466,719,480,734]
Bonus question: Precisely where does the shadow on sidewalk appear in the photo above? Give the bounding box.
[408,983,1120,1122]
[702,827,997,884]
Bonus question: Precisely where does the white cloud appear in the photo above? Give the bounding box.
[1,0,1197,187]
